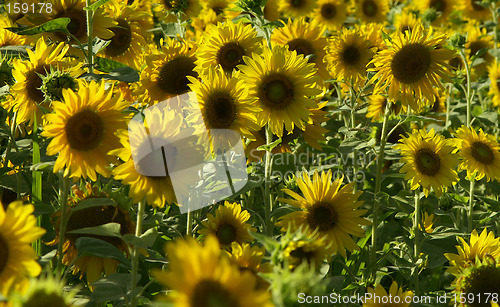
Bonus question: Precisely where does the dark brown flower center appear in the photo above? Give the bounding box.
[308,203,338,231]
[26,64,49,103]
[415,147,441,176]
[191,280,240,307]
[157,56,198,96]
[205,91,237,129]
[217,42,245,72]
[0,234,8,274]
[287,38,315,62]
[462,265,500,307]
[391,43,432,84]
[342,45,361,66]
[258,73,295,110]
[430,0,447,12]
[105,19,132,57]
[64,109,104,151]
[362,0,378,17]
[290,0,305,8]
[290,246,315,264]
[55,8,87,42]
[321,3,337,19]
[216,223,237,245]
[471,141,495,165]
[212,5,225,15]
[23,291,68,307]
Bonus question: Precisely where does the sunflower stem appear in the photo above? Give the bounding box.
[468,177,476,232]
[130,200,145,307]
[32,112,42,256]
[56,175,71,276]
[186,208,192,236]
[349,82,358,193]
[459,49,472,127]
[370,101,391,283]
[413,190,421,295]
[86,0,94,74]
[446,83,452,128]
[264,124,273,236]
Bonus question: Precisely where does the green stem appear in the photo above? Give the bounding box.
[32,112,42,256]
[459,49,472,127]
[86,0,94,74]
[446,83,452,128]
[186,208,192,236]
[468,177,475,232]
[349,83,358,192]
[130,200,145,307]
[264,124,273,236]
[414,190,421,295]
[57,175,71,276]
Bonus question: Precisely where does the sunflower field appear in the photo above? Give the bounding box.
[2,0,500,306]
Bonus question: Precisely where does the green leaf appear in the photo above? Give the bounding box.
[257,137,282,152]
[6,18,71,35]
[30,161,55,171]
[70,198,117,212]
[75,237,131,267]
[84,0,112,11]
[91,273,131,302]
[401,115,442,123]
[123,228,158,249]
[68,222,122,238]
[94,56,127,73]
[161,23,183,37]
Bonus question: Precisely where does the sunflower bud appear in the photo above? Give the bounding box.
[449,33,466,49]
[40,70,77,102]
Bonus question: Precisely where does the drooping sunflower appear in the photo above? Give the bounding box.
[276,170,370,258]
[310,0,346,31]
[5,38,83,126]
[325,27,375,86]
[363,281,414,307]
[152,235,274,307]
[366,94,402,121]
[395,128,459,197]
[352,0,389,24]
[414,0,455,25]
[135,38,198,106]
[187,66,261,152]
[225,242,270,289]
[465,23,494,78]
[271,18,330,81]
[452,126,500,182]
[199,201,256,248]
[41,80,129,181]
[48,184,134,285]
[369,23,456,112]
[101,2,152,70]
[488,64,500,107]
[0,201,45,297]
[445,229,500,276]
[277,0,317,18]
[195,20,263,74]
[239,45,321,137]
[457,0,491,21]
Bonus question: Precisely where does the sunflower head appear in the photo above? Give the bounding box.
[282,230,332,270]
[40,69,78,102]
[11,274,77,307]
[311,0,346,31]
[465,23,494,78]
[225,242,271,289]
[488,63,500,108]
[352,0,390,23]
[277,0,317,18]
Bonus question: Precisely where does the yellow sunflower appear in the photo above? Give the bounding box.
[5,38,83,126]
[41,80,129,181]
[359,22,386,51]
[186,8,219,41]
[352,0,389,24]
[310,0,346,31]
[395,128,459,197]
[195,20,263,74]
[271,18,330,81]
[0,201,45,297]
[458,0,491,21]
[366,94,402,121]
[488,63,500,107]
[452,126,500,182]
[101,2,152,70]
[393,9,420,34]
[153,0,202,21]
[199,201,256,248]
[200,0,239,21]
[225,242,270,289]
[414,0,455,25]
[263,0,280,22]
[276,170,370,257]
[0,15,29,47]
[419,212,436,233]
[465,23,494,78]
[445,229,500,276]
[284,236,332,270]
[277,0,317,18]
[369,23,456,112]
[239,45,321,137]
[363,281,414,307]
[325,27,375,86]
[135,38,198,106]
[152,235,273,307]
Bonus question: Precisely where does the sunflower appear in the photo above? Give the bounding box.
[352,0,389,24]
[225,242,270,289]
[394,9,420,34]
[458,0,491,21]
[369,23,456,112]
[263,0,280,21]
[0,15,29,47]
[395,128,459,197]
[445,229,500,276]
[199,201,256,248]
[186,9,219,41]
[271,18,330,81]
[359,23,386,52]
[41,80,129,181]
[325,27,375,86]
[136,38,198,106]
[414,0,454,25]
[310,0,346,31]
[0,200,45,297]
[100,2,151,70]
[363,281,414,307]
[277,0,317,18]
[366,94,402,121]
[283,236,331,270]
[419,212,436,233]
[152,235,273,307]
[488,64,500,108]
[465,23,494,78]
[111,105,205,208]
[276,170,370,257]
[11,273,78,307]
[200,0,239,20]
[153,0,202,21]
[452,126,500,182]
[239,45,321,137]
[195,20,263,74]
[48,183,134,285]
[187,66,261,152]
[39,69,79,102]
[5,38,83,126]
